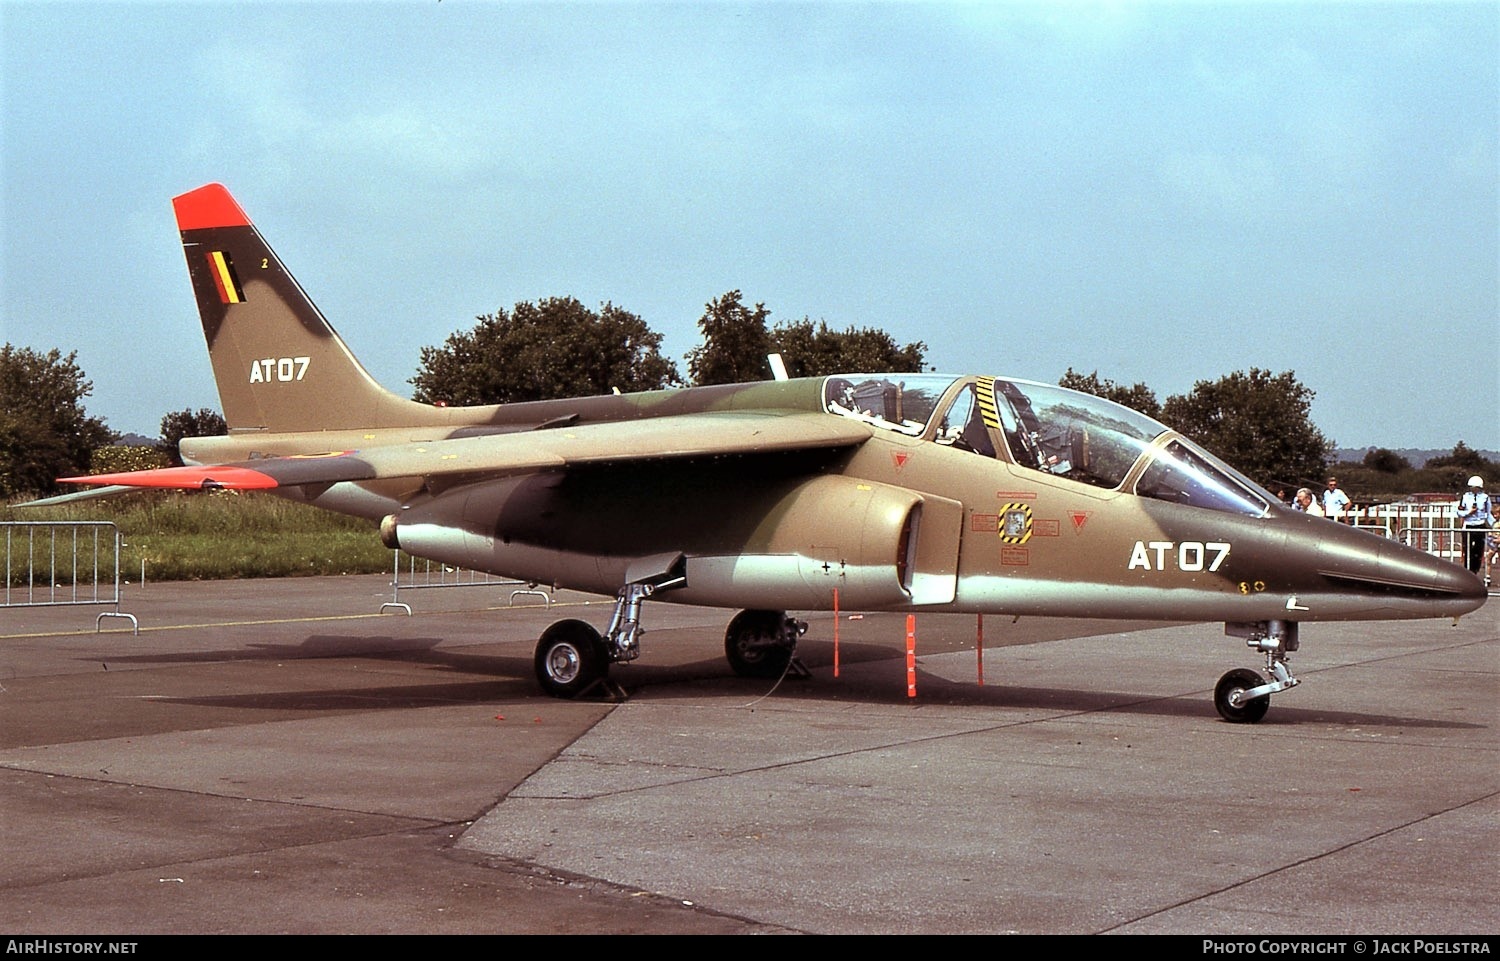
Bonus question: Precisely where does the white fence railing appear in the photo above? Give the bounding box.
[1,521,138,632]
[1340,504,1482,564]
[380,551,551,614]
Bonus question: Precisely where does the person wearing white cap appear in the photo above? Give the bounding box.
[1456,475,1493,576]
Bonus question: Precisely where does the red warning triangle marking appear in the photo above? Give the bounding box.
[892,451,909,470]
[1070,511,1091,531]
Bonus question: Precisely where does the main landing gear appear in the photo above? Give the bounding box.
[533,604,807,699]
[1214,620,1301,723]
[724,610,807,679]
[533,570,680,699]
[529,552,808,699]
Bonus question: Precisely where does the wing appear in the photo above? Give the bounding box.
[60,410,873,493]
[16,484,155,508]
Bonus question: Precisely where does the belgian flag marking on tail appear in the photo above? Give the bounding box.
[206,250,246,304]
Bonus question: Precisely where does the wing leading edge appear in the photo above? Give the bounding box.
[61,410,874,493]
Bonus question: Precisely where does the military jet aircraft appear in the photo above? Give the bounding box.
[57,183,1487,722]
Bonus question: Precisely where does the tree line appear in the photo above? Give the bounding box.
[3,292,1493,500]
[407,289,927,404]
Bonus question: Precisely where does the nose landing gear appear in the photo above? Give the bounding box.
[1215,620,1301,723]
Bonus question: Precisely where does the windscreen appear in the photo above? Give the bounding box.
[1134,439,1271,516]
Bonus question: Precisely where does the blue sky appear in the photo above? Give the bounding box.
[3,1,1496,451]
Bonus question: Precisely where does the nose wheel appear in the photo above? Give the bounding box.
[1216,620,1301,724]
[1214,668,1270,723]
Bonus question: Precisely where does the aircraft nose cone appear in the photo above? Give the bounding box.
[1372,537,1488,607]
[1431,554,1488,604]
[1310,524,1488,616]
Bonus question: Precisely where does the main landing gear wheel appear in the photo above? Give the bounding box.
[534,619,607,699]
[724,609,798,679]
[1214,668,1270,724]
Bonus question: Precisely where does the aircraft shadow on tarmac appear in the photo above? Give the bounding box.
[616,653,1483,731]
[77,633,449,663]
[107,631,1482,733]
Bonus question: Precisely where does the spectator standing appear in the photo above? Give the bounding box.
[1456,476,1494,576]
[1322,477,1351,523]
[1293,488,1324,516]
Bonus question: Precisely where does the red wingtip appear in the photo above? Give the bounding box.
[60,465,279,491]
[172,183,251,231]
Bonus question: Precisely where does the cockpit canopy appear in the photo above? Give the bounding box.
[823,373,1271,517]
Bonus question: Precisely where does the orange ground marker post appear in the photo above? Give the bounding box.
[833,588,841,678]
[905,614,917,698]
[976,613,985,686]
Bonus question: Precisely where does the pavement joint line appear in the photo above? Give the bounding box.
[0,599,595,640]
[1094,787,1500,935]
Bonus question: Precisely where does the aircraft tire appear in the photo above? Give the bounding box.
[535,619,607,698]
[1214,668,1270,724]
[724,609,794,679]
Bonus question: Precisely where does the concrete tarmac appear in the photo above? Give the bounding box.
[0,574,1494,934]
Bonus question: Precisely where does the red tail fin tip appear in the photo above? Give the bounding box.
[173,183,251,231]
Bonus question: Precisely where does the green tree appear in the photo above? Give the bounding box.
[1058,368,1163,419]
[0,345,116,498]
[1160,368,1331,490]
[159,407,228,467]
[1425,442,1497,492]
[770,319,927,377]
[1426,441,1488,472]
[1361,448,1412,474]
[91,445,168,475]
[685,290,775,386]
[411,298,680,405]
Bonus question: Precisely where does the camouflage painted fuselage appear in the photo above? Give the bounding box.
[76,183,1484,633]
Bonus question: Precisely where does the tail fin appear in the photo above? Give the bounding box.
[173,183,451,433]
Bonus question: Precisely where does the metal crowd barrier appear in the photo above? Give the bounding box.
[1396,526,1470,565]
[1,521,138,633]
[1348,516,1393,536]
[380,551,551,614]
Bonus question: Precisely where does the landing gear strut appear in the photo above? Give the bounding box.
[532,554,686,699]
[1215,620,1301,723]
